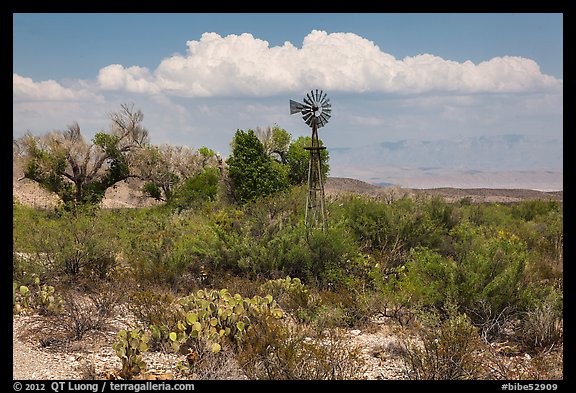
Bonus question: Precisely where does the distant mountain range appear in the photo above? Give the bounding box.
[329,134,562,190]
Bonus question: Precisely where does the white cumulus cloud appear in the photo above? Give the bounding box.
[13,74,100,101]
[97,64,161,94]
[92,30,561,97]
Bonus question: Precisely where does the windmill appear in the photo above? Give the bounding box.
[290,89,332,230]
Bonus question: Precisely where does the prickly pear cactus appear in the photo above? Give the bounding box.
[112,328,150,378]
[38,284,63,314]
[19,285,30,309]
[166,288,284,355]
[13,275,64,315]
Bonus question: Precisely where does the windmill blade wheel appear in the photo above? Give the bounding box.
[290,89,331,129]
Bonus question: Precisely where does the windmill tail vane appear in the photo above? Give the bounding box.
[289,89,331,231]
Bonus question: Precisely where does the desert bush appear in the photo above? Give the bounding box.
[515,210,563,287]
[200,206,364,289]
[55,291,108,341]
[308,286,377,329]
[452,225,530,338]
[85,278,125,317]
[478,341,563,380]
[402,306,484,380]
[461,200,563,276]
[128,289,180,329]
[389,247,457,311]
[237,318,365,380]
[193,207,263,274]
[268,223,362,289]
[464,202,514,228]
[13,252,48,288]
[335,195,406,253]
[13,202,52,253]
[334,195,457,271]
[514,210,562,257]
[127,288,182,352]
[520,289,563,352]
[176,339,245,380]
[303,302,349,330]
[123,211,207,288]
[241,186,306,240]
[424,196,459,231]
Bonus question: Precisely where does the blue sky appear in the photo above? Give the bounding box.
[13,13,563,189]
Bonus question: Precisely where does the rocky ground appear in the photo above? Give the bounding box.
[12,310,408,380]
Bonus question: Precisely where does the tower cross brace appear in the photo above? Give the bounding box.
[304,120,327,231]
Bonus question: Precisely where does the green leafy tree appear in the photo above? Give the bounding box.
[286,136,330,185]
[17,104,149,208]
[227,129,289,203]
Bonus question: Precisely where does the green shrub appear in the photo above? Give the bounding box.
[311,287,374,329]
[386,222,533,340]
[336,195,455,262]
[512,200,561,222]
[452,225,529,337]
[515,210,563,286]
[390,247,457,310]
[266,223,362,289]
[19,209,118,281]
[200,207,363,288]
[13,202,52,253]
[464,202,514,228]
[241,186,306,240]
[124,211,207,288]
[127,288,182,351]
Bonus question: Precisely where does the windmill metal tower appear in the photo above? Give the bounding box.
[290,89,332,230]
